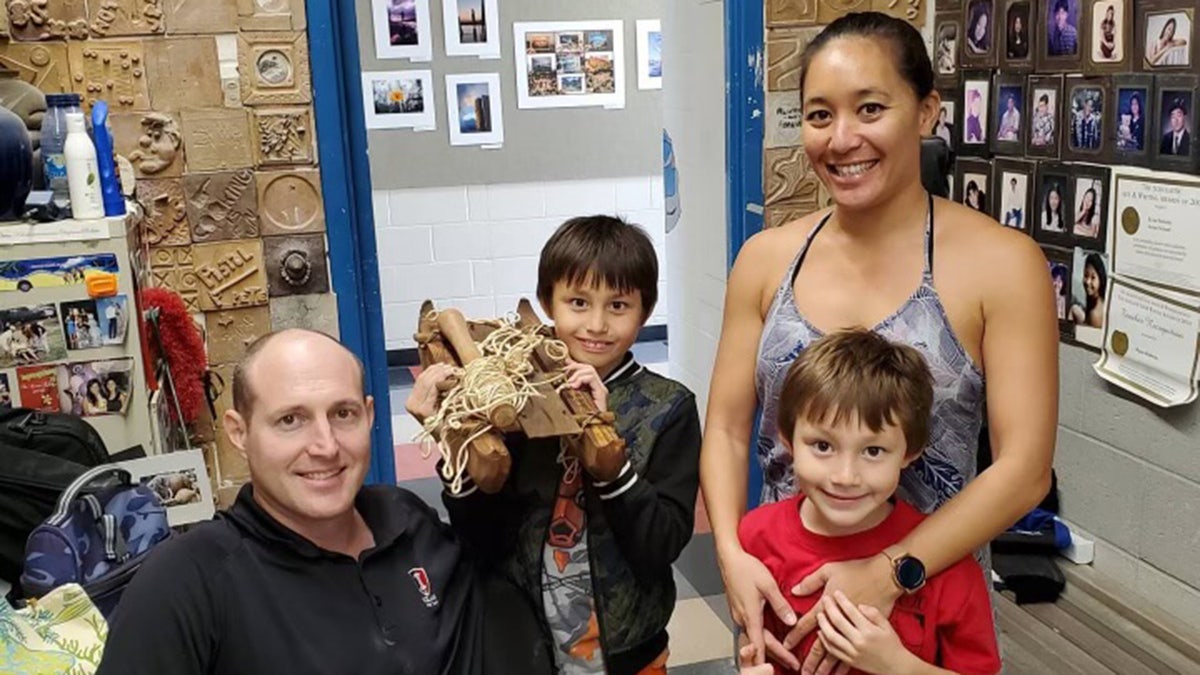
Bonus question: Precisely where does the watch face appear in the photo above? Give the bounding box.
[897,557,927,590]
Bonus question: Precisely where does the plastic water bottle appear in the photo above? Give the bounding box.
[42,93,82,204]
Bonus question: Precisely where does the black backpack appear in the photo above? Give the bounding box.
[0,408,108,584]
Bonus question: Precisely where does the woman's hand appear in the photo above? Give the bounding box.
[405,363,455,422]
[816,591,916,675]
[720,547,801,671]
[784,554,902,675]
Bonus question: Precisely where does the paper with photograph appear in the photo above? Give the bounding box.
[1070,247,1109,347]
[442,0,500,58]
[55,358,134,417]
[636,20,662,90]
[117,449,216,526]
[0,304,68,368]
[513,21,625,110]
[1094,276,1200,406]
[445,73,504,146]
[362,70,436,129]
[61,295,128,350]
[16,365,59,412]
[0,372,10,409]
[1112,174,1200,295]
[372,0,433,61]
[0,254,118,293]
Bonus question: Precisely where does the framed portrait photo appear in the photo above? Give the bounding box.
[935,13,963,87]
[962,0,1000,67]
[994,158,1037,232]
[1084,0,1131,73]
[1025,74,1064,158]
[960,72,993,156]
[992,75,1028,155]
[1063,75,1109,162]
[1042,245,1076,340]
[1068,164,1111,248]
[1002,0,1036,69]
[955,157,995,216]
[1137,1,1196,73]
[1110,73,1153,166]
[1150,74,1200,173]
[1033,161,1075,246]
[934,91,961,153]
[1036,0,1084,71]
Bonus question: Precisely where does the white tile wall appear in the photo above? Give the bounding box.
[374,176,668,349]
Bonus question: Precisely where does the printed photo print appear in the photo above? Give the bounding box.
[56,358,133,417]
[0,372,11,410]
[143,469,203,507]
[935,101,957,145]
[1158,89,1194,156]
[1073,177,1104,239]
[1069,86,1104,151]
[525,29,616,97]
[996,85,1025,141]
[967,0,996,55]
[1038,174,1069,234]
[1030,87,1059,148]
[1049,258,1072,321]
[1144,11,1192,68]
[61,295,128,350]
[962,172,990,213]
[937,21,959,74]
[1070,248,1109,330]
[1046,0,1082,57]
[1115,86,1149,150]
[964,80,991,144]
[999,171,1030,229]
[1008,1,1033,58]
[1092,1,1125,62]
[0,304,68,368]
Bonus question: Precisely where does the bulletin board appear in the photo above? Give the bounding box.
[354,0,665,190]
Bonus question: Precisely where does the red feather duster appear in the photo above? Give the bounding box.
[139,287,207,424]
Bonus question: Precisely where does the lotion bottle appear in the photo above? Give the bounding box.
[63,111,105,220]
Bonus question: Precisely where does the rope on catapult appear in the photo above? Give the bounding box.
[416,312,569,494]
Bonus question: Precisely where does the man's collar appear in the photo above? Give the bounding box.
[228,483,409,559]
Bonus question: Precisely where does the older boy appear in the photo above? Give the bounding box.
[737,330,1000,675]
[409,216,701,674]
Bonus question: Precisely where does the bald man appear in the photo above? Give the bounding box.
[98,330,512,675]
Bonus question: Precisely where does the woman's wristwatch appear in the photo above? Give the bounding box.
[882,546,927,594]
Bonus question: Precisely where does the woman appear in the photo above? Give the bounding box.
[965,89,984,142]
[104,377,128,414]
[933,107,953,144]
[936,27,957,73]
[967,4,991,53]
[1119,93,1145,149]
[83,379,107,415]
[1008,12,1028,58]
[964,180,986,212]
[1051,264,1069,320]
[1070,253,1107,328]
[1073,186,1099,238]
[1147,17,1188,66]
[700,12,1056,671]
[1043,183,1065,231]
[1098,5,1117,60]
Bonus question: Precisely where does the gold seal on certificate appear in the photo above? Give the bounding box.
[1120,206,1139,235]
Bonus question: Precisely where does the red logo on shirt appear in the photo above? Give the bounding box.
[408,567,439,609]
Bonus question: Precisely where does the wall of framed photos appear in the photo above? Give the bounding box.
[934,0,1200,622]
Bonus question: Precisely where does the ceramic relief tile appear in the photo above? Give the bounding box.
[0,3,8,36]
[766,0,818,26]
[68,40,150,110]
[6,0,89,41]
[269,293,339,337]
[252,106,315,167]
[205,305,270,365]
[766,27,820,92]
[256,169,325,235]
[148,245,200,312]
[238,31,311,106]
[183,169,260,242]
[144,36,223,110]
[135,178,191,246]
[263,234,328,297]
[764,146,822,210]
[89,0,165,37]
[765,197,819,229]
[180,109,253,171]
[163,0,238,34]
[238,0,306,31]
[872,0,924,25]
[110,111,185,177]
[208,363,250,485]
[0,43,72,92]
[817,0,871,24]
[192,239,269,311]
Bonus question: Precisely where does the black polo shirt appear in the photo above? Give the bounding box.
[97,484,483,675]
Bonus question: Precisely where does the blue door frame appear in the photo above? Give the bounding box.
[307,0,396,485]
[726,0,766,507]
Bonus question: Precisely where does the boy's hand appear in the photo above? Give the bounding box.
[815,591,910,675]
[562,362,608,411]
[406,363,455,423]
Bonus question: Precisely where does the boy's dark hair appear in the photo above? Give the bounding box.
[799,12,934,101]
[537,215,659,318]
[777,329,934,457]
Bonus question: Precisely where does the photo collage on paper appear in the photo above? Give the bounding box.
[365,1,662,143]
[934,0,1199,348]
[0,253,133,415]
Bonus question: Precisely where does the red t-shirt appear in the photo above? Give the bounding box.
[738,496,1001,675]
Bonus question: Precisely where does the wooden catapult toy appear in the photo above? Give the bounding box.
[413,299,625,494]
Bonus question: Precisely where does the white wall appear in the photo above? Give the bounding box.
[373,177,668,350]
[663,0,728,415]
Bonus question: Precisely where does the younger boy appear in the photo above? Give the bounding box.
[408,216,701,675]
[737,330,1001,675]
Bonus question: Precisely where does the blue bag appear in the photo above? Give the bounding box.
[19,464,171,617]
